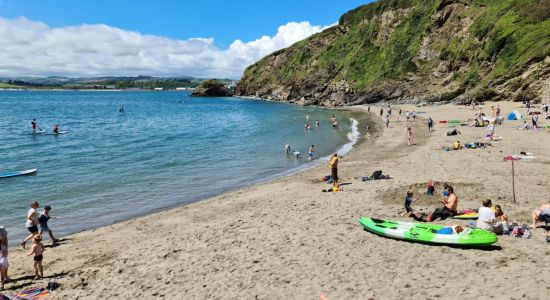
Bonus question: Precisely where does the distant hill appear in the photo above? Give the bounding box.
[237,0,550,105]
[0,76,236,90]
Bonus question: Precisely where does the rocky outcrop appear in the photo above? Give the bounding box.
[237,0,550,106]
[191,80,233,97]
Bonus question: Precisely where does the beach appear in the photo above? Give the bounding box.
[4,101,550,299]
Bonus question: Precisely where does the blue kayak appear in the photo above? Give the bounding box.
[0,168,38,178]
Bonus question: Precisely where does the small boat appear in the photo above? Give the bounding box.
[359,217,497,246]
[0,168,38,178]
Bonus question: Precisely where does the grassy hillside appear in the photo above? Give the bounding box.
[237,0,550,105]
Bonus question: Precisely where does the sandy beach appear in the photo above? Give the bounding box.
[3,101,550,299]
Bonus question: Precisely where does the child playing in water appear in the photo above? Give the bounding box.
[27,235,45,280]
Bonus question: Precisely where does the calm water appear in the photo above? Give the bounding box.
[0,91,358,242]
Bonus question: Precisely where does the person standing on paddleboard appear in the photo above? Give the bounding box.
[31,119,39,133]
[53,124,59,134]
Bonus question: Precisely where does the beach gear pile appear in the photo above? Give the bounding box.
[362,170,392,181]
[441,141,491,151]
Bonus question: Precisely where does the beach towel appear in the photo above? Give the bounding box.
[9,287,50,300]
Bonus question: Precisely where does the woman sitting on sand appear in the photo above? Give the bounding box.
[495,205,509,222]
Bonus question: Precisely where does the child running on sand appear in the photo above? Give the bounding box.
[27,235,45,280]
[401,191,416,217]
[39,206,60,244]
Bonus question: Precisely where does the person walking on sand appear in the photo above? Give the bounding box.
[388,106,392,116]
[27,235,44,280]
[21,201,40,249]
[407,126,413,145]
[532,112,539,128]
[385,115,390,128]
[428,117,434,131]
[38,206,60,244]
[405,111,410,122]
[329,154,339,188]
[308,145,315,160]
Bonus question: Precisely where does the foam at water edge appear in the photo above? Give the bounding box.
[248,117,361,186]
[338,117,360,156]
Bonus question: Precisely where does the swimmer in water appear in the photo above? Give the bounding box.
[315,120,320,127]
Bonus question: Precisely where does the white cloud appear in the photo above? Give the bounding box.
[0,17,333,78]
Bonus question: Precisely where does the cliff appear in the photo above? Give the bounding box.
[236,0,550,106]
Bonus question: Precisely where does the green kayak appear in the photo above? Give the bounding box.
[359,217,497,246]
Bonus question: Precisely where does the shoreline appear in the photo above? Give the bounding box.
[5,105,372,247]
[4,101,550,299]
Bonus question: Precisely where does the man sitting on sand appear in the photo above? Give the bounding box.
[530,203,550,229]
[427,186,458,221]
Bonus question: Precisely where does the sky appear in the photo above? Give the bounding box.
[0,0,373,78]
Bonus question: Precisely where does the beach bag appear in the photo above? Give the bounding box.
[372,170,383,180]
[447,129,458,136]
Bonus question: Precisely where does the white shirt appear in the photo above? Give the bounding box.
[477,207,495,230]
[26,208,38,227]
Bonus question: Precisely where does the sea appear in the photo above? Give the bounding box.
[0,90,360,243]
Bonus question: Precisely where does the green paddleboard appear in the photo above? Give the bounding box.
[359,217,497,246]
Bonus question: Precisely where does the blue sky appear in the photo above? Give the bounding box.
[0,0,371,47]
[0,0,374,77]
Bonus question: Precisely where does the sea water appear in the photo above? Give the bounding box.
[0,91,358,242]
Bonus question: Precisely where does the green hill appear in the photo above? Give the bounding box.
[237,0,550,105]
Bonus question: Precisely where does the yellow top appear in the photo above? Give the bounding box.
[329,156,338,168]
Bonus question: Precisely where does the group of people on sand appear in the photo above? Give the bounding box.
[31,119,61,134]
[401,181,550,237]
[0,201,60,290]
